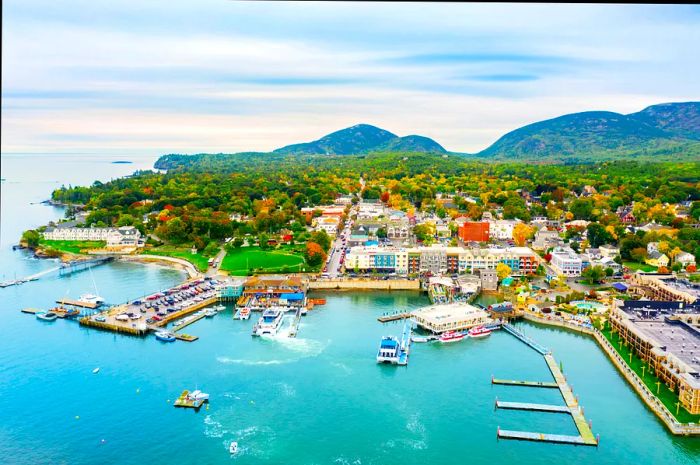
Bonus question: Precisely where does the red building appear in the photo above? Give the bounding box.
[458,222,490,242]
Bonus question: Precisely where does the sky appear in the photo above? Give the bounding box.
[2,1,699,155]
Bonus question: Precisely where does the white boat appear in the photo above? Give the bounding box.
[92,367,100,374]
[229,441,238,454]
[115,314,129,321]
[376,336,400,363]
[252,308,284,337]
[155,331,176,342]
[439,331,466,343]
[189,390,209,402]
[36,311,58,321]
[213,304,226,312]
[205,309,217,317]
[79,293,105,305]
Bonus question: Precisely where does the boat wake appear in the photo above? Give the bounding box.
[216,357,289,366]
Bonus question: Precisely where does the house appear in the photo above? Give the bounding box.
[600,244,620,259]
[313,216,341,236]
[532,228,561,251]
[675,252,696,267]
[596,256,622,274]
[617,206,636,224]
[645,250,669,268]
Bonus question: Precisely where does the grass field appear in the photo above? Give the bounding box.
[143,246,211,272]
[39,240,106,254]
[221,247,306,275]
[623,261,658,272]
[601,327,700,424]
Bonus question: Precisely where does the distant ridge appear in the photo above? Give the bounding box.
[476,101,700,160]
[273,124,447,155]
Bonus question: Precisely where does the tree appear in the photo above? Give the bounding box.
[21,230,41,248]
[232,237,244,248]
[305,241,327,266]
[630,247,647,263]
[586,223,613,248]
[582,265,605,283]
[496,263,512,281]
[310,230,331,251]
[376,227,387,239]
[512,223,534,246]
[569,198,594,220]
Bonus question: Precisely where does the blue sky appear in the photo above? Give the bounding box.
[2,1,699,155]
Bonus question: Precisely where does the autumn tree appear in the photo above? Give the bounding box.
[496,263,512,281]
[305,242,327,266]
[512,223,534,246]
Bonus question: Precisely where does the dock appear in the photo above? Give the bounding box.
[56,298,99,309]
[172,311,208,332]
[501,323,550,355]
[492,377,558,388]
[497,428,592,446]
[173,390,205,409]
[377,312,412,323]
[495,400,570,414]
[288,307,303,338]
[21,308,42,314]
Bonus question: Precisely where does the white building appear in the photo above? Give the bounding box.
[489,219,518,240]
[549,246,583,277]
[676,252,696,267]
[42,226,143,247]
[411,302,491,333]
[313,216,341,236]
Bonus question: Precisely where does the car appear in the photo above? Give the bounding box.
[152,315,162,321]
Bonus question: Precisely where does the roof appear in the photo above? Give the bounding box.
[612,282,628,291]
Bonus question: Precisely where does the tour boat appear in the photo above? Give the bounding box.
[468,325,492,338]
[438,330,466,343]
[376,336,400,363]
[229,441,238,454]
[252,308,284,337]
[155,331,176,342]
[239,308,251,320]
[36,311,58,321]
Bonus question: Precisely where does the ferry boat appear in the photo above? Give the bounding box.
[376,336,401,363]
[239,308,251,320]
[438,330,466,343]
[36,311,58,321]
[155,331,176,342]
[468,325,492,338]
[252,308,284,337]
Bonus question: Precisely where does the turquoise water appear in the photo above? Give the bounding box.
[1,154,699,464]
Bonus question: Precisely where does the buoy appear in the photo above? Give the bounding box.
[100,439,106,444]
[75,415,80,420]
[167,399,170,403]
[136,388,140,394]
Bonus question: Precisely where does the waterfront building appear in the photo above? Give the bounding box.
[630,275,699,305]
[42,225,144,247]
[458,222,490,242]
[411,302,490,333]
[479,269,498,291]
[610,300,700,414]
[549,246,583,277]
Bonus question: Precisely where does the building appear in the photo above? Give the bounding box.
[599,244,620,259]
[676,252,696,268]
[617,206,636,224]
[458,222,490,243]
[549,246,583,277]
[610,300,700,414]
[301,205,345,223]
[489,220,518,240]
[411,302,491,333]
[42,226,144,247]
[630,275,699,305]
[646,250,669,268]
[479,269,498,291]
[532,228,562,251]
[313,216,341,236]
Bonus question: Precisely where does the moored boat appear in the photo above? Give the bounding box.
[36,311,58,321]
[438,330,466,343]
[155,331,176,342]
[252,308,284,337]
[205,309,217,317]
[468,325,492,338]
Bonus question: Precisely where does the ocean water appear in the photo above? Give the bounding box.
[1,154,699,464]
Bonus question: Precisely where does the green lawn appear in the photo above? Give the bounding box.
[143,246,210,272]
[221,247,306,275]
[39,239,106,254]
[623,261,658,272]
[601,327,700,424]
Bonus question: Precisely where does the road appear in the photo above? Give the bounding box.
[206,246,227,277]
[325,206,356,278]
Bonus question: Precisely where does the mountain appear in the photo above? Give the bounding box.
[273,124,446,155]
[477,102,700,161]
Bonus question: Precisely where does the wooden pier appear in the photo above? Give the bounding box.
[172,311,208,332]
[377,312,411,323]
[56,298,99,309]
[21,308,42,314]
[492,377,558,388]
[497,428,592,446]
[496,400,570,414]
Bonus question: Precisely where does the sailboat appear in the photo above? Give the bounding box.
[79,268,105,306]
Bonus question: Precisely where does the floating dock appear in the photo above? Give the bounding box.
[173,390,205,408]
[377,312,411,323]
[56,298,99,309]
[496,400,570,414]
[492,377,558,388]
[497,428,593,446]
[172,311,208,332]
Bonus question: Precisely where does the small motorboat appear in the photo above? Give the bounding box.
[36,311,58,321]
[229,441,238,454]
[411,335,435,343]
[92,367,100,374]
[205,309,217,318]
[189,390,210,402]
[155,331,176,342]
[214,304,226,312]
